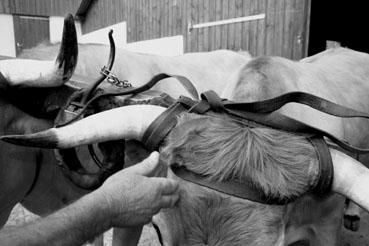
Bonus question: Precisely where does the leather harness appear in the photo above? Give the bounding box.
[141,89,369,204]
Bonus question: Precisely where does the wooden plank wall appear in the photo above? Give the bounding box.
[82,0,126,34]
[116,0,310,59]
[0,0,10,13]
[0,0,82,17]
[79,0,311,59]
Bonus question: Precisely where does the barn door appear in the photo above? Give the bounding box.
[13,15,49,56]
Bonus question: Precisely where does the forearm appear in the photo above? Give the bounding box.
[0,192,111,246]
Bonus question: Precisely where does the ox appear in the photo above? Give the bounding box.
[4,47,369,246]
[0,15,249,245]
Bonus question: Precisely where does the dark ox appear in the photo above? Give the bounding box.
[4,48,369,246]
[0,15,249,245]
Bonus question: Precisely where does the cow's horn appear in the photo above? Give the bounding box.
[0,105,166,148]
[0,14,77,88]
[331,149,369,212]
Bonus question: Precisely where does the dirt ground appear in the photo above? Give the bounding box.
[4,204,369,245]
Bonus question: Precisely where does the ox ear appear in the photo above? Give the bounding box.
[331,149,369,212]
[0,14,78,89]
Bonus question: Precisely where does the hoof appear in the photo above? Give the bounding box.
[344,214,360,231]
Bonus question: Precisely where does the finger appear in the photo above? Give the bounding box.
[160,194,180,208]
[124,151,160,176]
[151,177,179,195]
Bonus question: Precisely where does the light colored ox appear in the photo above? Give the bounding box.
[0,15,249,245]
[4,47,369,246]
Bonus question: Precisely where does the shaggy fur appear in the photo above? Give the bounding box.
[159,113,320,245]
[162,113,319,200]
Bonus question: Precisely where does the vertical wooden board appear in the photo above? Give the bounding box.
[233,0,243,51]
[142,0,147,40]
[208,0,217,51]
[152,0,159,39]
[158,0,163,38]
[184,0,191,52]
[221,0,229,49]
[197,0,205,51]
[249,0,260,55]
[241,0,250,52]
[189,0,199,52]
[302,0,311,58]
[255,0,266,56]
[138,0,144,41]
[282,0,294,59]
[174,0,182,36]
[227,0,236,50]
[291,0,308,59]
[214,0,223,49]
[127,0,133,42]
[265,0,276,56]
[274,0,285,56]
[203,0,210,51]
[0,0,10,13]
[147,0,153,40]
[168,0,173,36]
[162,0,168,37]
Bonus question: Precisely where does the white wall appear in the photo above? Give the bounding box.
[49,16,184,56]
[0,14,16,57]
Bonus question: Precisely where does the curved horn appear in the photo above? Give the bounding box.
[0,105,166,148]
[0,14,77,88]
[331,149,369,212]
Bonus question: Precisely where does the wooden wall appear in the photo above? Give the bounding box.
[82,0,310,59]
[0,0,81,17]
[82,0,126,34]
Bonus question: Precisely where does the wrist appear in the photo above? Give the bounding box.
[85,190,114,229]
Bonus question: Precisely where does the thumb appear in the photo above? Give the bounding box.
[124,152,160,176]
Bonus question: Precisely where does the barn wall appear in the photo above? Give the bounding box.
[0,0,82,16]
[82,0,126,34]
[82,0,311,59]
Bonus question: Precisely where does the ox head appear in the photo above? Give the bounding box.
[2,102,369,245]
[0,14,126,190]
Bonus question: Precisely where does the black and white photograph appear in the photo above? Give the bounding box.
[0,0,369,245]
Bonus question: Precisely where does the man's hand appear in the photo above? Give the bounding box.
[95,152,179,227]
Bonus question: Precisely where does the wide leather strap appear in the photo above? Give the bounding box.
[142,102,189,151]
[171,165,291,205]
[308,136,334,196]
[223,91,369,118]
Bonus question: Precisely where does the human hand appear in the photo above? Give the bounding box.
[94,151,179,228]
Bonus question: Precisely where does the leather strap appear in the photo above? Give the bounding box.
[142,102,189,151]
[171,165,290,205]
[308,137,334,196]
[141,89,369,204]
[224,91,369,118]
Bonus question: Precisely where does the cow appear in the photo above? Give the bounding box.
[4,46,369,246]
[0,15,250,245]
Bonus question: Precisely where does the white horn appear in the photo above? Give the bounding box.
[0,14,77,88]
[331,148,369,212]
[0,105,166,149]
